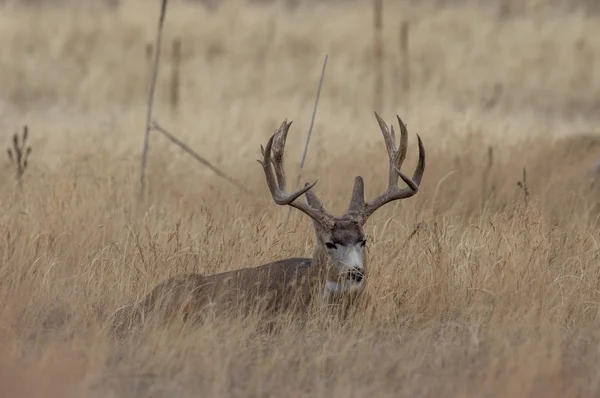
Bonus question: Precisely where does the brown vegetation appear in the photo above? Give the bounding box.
[1,0,600,397]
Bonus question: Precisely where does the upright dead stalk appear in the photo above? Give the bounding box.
[7,125,32,188]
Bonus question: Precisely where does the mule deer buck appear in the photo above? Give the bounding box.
[111,111,425,336]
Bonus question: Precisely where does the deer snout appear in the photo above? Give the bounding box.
[346,267,364,283]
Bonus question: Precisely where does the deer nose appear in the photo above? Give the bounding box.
[347,267,364,283]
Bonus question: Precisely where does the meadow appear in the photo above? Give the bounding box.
[2,0,600,396]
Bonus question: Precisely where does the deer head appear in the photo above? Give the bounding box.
[258,111,425,296]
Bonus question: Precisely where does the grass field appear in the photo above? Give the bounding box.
[2,0,600,396]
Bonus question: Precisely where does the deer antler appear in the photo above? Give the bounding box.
[344,111,425,224]
[258,120,335,230]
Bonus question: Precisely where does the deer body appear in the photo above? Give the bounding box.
[111,112,425,336]
[133,257,316,321]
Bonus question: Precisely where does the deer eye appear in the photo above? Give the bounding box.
[325,242,337,249]
[360,239,367,247]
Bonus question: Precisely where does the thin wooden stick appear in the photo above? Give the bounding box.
[285,54,328,225]
[139,0,168,203]
[151,121,249,193]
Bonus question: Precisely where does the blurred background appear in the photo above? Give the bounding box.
[2,1,600,396]
[1,0,599,186]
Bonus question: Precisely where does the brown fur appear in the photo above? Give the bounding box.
[110,258,317,337]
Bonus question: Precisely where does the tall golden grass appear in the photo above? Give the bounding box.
[2,0,600,396]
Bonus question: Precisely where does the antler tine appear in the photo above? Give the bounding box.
[358,115,426,220]
[258,120,335,229]
[374,111,396,161]
[374,111,410,189]
[270,120,291,191]
[395,115,409,174]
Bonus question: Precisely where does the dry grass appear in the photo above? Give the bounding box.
[2,0,600,396]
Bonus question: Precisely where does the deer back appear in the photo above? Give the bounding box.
[111,257,317,336]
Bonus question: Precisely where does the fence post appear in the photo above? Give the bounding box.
[373,0,383,111]
[170,38,181,114]
[399,20,410,97]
